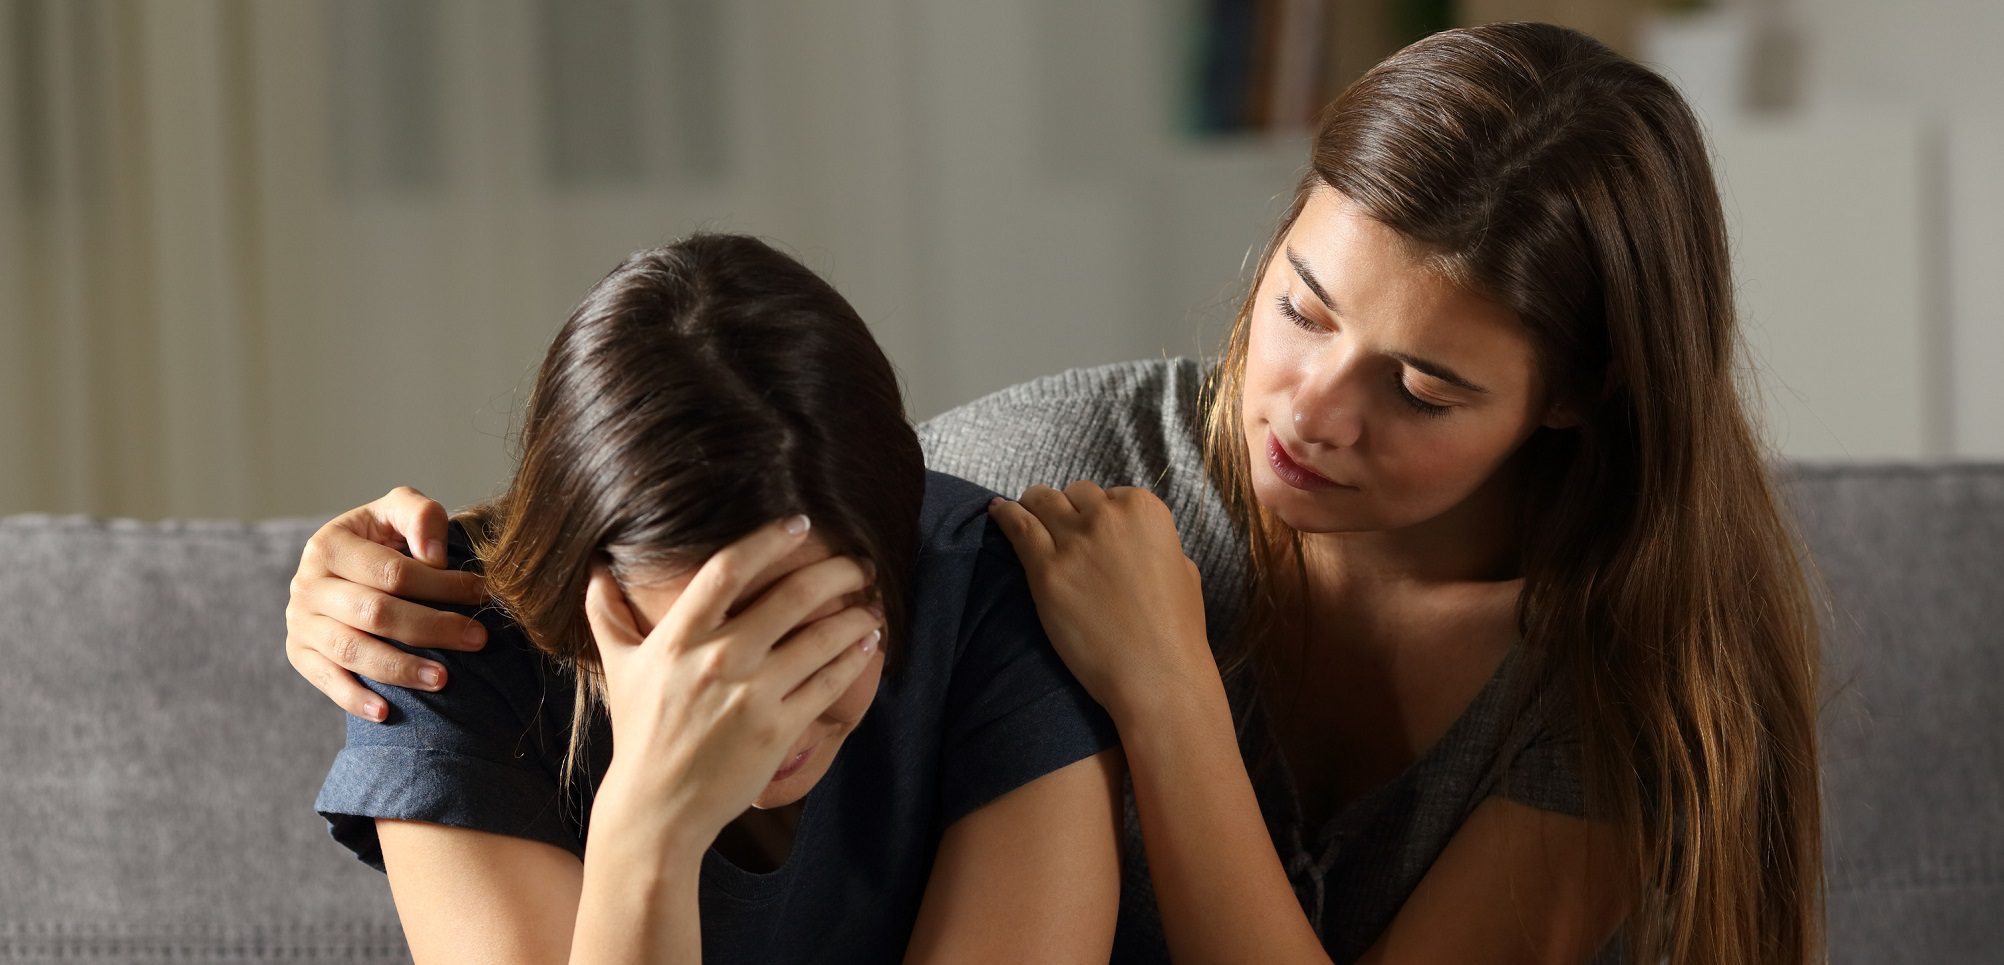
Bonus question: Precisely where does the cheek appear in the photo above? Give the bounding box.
[1370,419,1524,506]
[1243,317,1295,396]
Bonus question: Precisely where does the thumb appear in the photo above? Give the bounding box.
[376,486,453,568]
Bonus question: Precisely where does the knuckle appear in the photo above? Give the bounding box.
[705,557,739,593]
[350,595,385,632]
[695,648,732,684]
[331,633,364,669]
[373,556,410,594]
[377,652,416,685]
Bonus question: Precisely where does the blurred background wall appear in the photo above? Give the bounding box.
[1,0,1997,521]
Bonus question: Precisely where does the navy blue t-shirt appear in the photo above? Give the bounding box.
[315,471,1118,962]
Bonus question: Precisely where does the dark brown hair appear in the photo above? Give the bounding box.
[466,233,926,783]
[1203,23,1822,963]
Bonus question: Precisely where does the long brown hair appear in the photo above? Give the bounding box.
[466,234,927,785]
[1203,23,1822,964]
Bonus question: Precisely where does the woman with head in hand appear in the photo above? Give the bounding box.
[303,234,1124,963]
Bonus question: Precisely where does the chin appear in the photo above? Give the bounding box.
[751,741,840,810]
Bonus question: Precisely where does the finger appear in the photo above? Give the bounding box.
[298,576,488,651]
[296,613,450,691]
[1016,484,1081,527]
[1062,479,1110,517]
[288,648,391,722]
[764,603,884,697]
[729,554,873,656]
[777,631,878,725]
[669,515,815,635]
[309,523,489,608]
[986,498,1056,560]
[583,565,646,654]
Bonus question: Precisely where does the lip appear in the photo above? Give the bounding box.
[771,743,817,783]
[1266,431,1350,492]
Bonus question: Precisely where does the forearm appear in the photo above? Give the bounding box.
[1114,672,1332,965]
[569,788,708,965]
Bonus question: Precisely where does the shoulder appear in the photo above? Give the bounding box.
[919,359,1248,640]
[917,357,1213,497]
[914,470,1008,558]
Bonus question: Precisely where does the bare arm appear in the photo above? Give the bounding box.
[377,816,705,965]
[377,821,583,965]
[903,749,1126,964]
[1118,671,1333,963]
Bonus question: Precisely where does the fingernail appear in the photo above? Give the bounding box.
[784,515,811,536]
[418,665,443,688]
[860,629,881,654]
[988,497,1002,507]
[868,602,885,622]
[363,700,386,721]
[421,539,444,564]
[463,621,486,647]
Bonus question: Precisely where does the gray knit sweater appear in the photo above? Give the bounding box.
[918,358,1587,964]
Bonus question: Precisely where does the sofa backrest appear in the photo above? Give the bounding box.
[0,463,1997,962]
[1785,465,2004,964]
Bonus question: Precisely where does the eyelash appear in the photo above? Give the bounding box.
[1273,293,1451,417]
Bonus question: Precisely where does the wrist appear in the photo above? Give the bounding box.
[1103,652,1232,745]
[591,763,718,868]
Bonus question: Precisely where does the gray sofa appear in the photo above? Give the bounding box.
[1,463,1999,963]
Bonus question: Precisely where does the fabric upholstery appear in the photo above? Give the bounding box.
[0,458,1996,962]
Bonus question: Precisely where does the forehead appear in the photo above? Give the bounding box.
[1280,188,1536,376]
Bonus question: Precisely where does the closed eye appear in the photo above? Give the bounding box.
[1274,293,1320,332]
[1392,373,1452,416]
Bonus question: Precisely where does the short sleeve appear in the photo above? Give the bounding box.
[1490,676,1588,817]
[313,546,587,871]
[935,528,1121,826]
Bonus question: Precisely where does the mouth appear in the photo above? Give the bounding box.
[771,743,817,783]
[1265,430,1351,492]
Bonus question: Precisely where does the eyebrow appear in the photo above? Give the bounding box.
[1286,247,1335,310]
[1285,246,1489,395]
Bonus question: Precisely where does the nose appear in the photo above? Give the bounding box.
[1290,349,1364,449]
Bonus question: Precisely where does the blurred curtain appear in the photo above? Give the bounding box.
[0,0,266,519]
[0,0,750,519]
